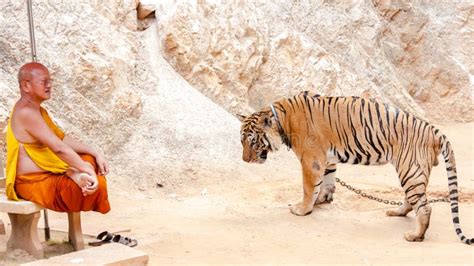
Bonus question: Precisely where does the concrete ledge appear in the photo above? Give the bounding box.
[22,243,148,265]
[0,194,43,214]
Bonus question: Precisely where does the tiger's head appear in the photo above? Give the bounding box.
[237,110,282,164]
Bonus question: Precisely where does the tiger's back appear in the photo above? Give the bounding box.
[290,95,441,168]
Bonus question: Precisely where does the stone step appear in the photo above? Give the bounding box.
[21,243,148,265]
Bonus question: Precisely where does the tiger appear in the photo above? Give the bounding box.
[237,91,472,244]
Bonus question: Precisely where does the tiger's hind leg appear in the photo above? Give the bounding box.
[386,198,412,216]
[314,163,336,205]
[405,194,431,242]
[396,167,432,242]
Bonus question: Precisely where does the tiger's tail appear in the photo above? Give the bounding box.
[439,133,473,245]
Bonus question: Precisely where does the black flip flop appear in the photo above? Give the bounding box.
[88,231,114,246]
[112,234,138,247]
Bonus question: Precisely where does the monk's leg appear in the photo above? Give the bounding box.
[15,173,60,210]
[56,154,110,213]
[15,154,110,213]
[82,175,110,213]
[78,154,111,213]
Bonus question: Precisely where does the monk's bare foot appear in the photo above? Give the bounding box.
[82,174,99,196]
[67,172,91,195]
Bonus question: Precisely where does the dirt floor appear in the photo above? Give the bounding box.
[2,122,473,265]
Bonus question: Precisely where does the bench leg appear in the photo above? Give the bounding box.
[0,219,6,255]
[7,212,43,259]
[68,212,84,250]
[0,219,5,234]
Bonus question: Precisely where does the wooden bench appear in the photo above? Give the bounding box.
[21,243,149,265]
[0,192,84,258]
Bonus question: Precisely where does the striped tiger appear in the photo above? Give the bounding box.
[237,91,472,244]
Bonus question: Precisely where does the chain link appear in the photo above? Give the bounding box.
[335,178,449,205]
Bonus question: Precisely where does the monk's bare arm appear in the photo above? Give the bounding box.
[18,108,94,175]
[63,136,109,175]
[63,136,99,157]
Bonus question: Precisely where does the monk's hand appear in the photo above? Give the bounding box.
[95,153,109,176]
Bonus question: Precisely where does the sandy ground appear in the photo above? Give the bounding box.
[97,123,474,265]
[2,122,473,265]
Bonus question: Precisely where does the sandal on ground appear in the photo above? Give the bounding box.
[112,234,138,247]
[88,231,114,246]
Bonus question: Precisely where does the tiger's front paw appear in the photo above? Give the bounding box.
[314,184,336,205]
[290,202,313,216]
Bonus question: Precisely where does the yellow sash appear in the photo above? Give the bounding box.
[5,106,69,200]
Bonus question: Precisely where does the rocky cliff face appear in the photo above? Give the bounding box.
[0,1,296,190]
[157,0,473,122]
[0,1,143,157]
[0,1,472,189]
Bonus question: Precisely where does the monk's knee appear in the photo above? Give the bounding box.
[66,180,85,197]
[96,176,108,192]
[79,153,95,162]
[79,154,98,170]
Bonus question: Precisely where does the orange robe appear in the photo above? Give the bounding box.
[5,106,110,213]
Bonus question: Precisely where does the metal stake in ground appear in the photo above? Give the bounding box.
[26,0,49,241]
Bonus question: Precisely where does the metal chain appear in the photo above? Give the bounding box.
[428,197,451,203]
[335,178,449,205]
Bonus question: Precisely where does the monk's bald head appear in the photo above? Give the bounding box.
[18,62,49,85]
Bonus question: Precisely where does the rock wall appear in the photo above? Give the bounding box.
[0,0,472,190]
[0,1,296,191]
[157,0,473,123]
[0,0,143,156]
[373,0,473,122]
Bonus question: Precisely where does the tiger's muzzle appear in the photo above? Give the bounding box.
[242,148,268,164]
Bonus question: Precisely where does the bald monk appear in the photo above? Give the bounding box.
[5,62,110,213]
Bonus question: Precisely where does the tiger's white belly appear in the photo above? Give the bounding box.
[326,150,339,164]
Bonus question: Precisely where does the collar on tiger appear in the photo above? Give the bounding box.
[270,104,292,149]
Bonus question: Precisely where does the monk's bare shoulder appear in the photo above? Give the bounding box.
[12,102,48,144]
[11,102,38,142]
[15,101,37,115]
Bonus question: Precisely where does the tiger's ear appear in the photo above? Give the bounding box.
[236,114,247,122]
[262,114,272,128]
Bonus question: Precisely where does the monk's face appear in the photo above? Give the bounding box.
[25,67,52,101]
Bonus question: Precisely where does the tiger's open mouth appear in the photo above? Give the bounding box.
[251,150,267,163]
[246,150,268,164]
